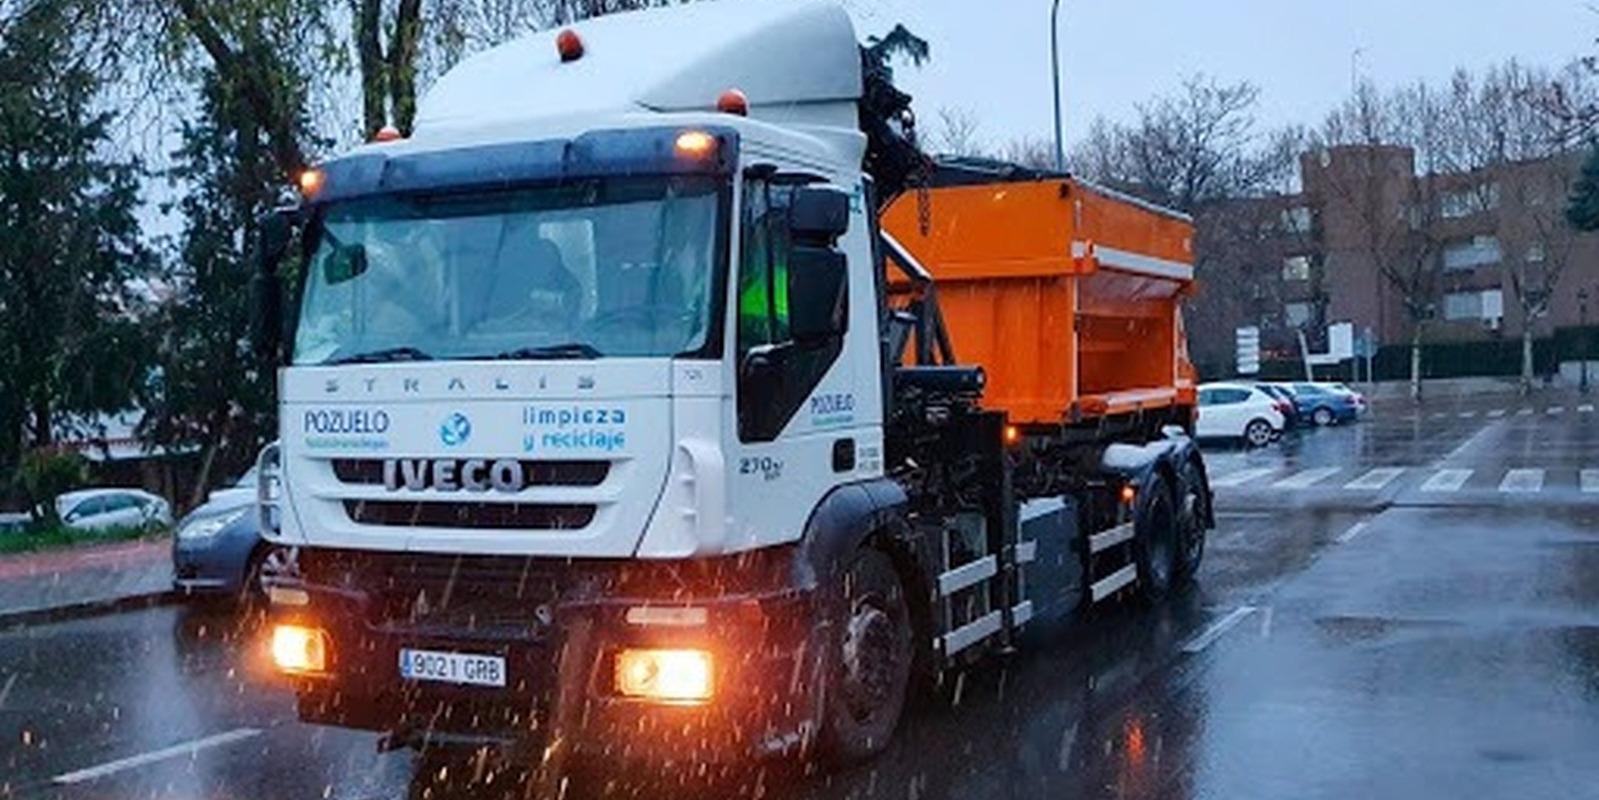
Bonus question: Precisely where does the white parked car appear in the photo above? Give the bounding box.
[1196,382,1286,447]
[55,488,173,532]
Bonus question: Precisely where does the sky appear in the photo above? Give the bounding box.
[841,0,1599,153]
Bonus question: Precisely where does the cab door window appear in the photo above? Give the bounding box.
[735,175,847,443]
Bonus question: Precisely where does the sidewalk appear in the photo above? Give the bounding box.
[0,538,175,628]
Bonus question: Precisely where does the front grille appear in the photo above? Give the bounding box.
[331,458,608,487]
[343,500,595,530]
[302,549,567,634]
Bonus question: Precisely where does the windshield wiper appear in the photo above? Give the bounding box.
[325,346,434,365]
[491,343,603,360]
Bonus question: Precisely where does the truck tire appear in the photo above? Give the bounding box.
[1174,459,1208,582]
[820,547,912,763]
[1133,470,1180,601]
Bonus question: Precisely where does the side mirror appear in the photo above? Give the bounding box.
[257,209,294,277]
[790,186,850,243]
[322,242,368,285]
[789,246,848,342]
[251,209,296,362]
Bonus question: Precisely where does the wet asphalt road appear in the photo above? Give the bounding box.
[3,391,1599,799]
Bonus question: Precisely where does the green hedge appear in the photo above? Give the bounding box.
[1199,326,1599,383]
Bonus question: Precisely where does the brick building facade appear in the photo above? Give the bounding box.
[1188,145,1599,378]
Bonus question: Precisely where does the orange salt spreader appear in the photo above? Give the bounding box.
[881,164,1199,429]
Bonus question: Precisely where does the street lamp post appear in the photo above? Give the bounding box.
[1050,0,1065,172]
[1581,289,1591,395]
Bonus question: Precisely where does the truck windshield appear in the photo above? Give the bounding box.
[293,175,724,364]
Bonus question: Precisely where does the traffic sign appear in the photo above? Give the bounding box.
[1236,326,1261,375]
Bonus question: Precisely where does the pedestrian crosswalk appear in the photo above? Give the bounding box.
[1210,465,1599,495]
[1344,467,1404,490]
[1272,467,1342,489]
[1499,469,1544,493]
[1420,469,1472,493]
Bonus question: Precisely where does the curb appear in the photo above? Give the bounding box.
[0,589,182,631]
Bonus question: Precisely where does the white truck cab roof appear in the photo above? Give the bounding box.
[415,0,862,135]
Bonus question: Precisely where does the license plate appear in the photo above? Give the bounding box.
[399,648,506,688]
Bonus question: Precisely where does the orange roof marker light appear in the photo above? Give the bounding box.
[556,29,584,62]
[372,125,402,143]
[674,130,717,159]
[297,168,325,198]
[716,88,749,116]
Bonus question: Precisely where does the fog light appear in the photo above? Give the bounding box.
[615,648,712,703]
[271,624,327,674]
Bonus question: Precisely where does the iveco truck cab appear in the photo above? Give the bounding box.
[254,0,1212,776]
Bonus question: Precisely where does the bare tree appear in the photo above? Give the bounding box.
[1312,80,1453,400]
[930,106,984,157]
[999,136,1056,170]
[1426,63,1575,392]
[1068,75,1291,214]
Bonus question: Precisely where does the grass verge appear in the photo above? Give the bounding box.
[0,521,169,556]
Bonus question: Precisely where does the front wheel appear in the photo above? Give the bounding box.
[820,547,913,763]
[1312,406,1335,427]
[1243,419,1274,448]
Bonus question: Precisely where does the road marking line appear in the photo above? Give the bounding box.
[1458,411,1477,419]
[1272,467,1342,490]
[0,672,15,711]
[1581,404,1596,414]
[1343,467,1404,491]
[1548,406,1565,415]
[1335,520,1370,543]
[1582,469,1599,494]
[1429,411,1448,419]
[1499,469,1545,493]
[1182,606,1258,654]
[52,728,262,785]
[1517,408,1534,416]
[1420,469,1473,493]
[1487,409,1506,418]
[1209,467,1277,488]
[1215,511,1277,520]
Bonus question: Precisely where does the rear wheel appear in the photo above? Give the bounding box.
[1174,460,1209,582]
[1133,471,1180,601]
[1243,419,1274,448]
[820,547,913,763]
[1312,406,1335,426]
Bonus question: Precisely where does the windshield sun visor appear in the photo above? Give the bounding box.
[311,127,739,205]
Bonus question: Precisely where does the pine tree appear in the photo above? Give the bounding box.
[1566,143,1599,231]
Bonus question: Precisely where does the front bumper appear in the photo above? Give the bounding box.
[272,546,825,764]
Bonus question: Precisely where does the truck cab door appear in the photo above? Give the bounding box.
[725,173,883,551]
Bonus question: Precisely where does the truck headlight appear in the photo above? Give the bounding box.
[177,507,249,542]
[615,648,713,703]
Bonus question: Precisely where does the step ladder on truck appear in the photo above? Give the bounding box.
[248,0,1214,777]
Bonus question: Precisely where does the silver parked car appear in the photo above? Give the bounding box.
[55,488,172,532]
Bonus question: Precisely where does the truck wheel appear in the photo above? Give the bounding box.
[1243,419,1274,448]
[1133,471,1180,601]
[1174,460,1208,582]
[820,547,912,763]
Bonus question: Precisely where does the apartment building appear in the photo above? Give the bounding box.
[1188,145,1599,376]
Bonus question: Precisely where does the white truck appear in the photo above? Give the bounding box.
[253,0,1212,775]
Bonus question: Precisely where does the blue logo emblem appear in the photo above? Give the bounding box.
[439,413,472,447]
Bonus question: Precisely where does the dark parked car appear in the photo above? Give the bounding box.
[172,467,278,601]
[1286,382,1361,426]
[1255,383,1303,428]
